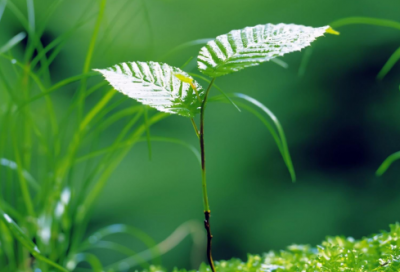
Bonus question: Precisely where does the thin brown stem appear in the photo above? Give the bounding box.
[199,78,216,272]
[204,211,215,272]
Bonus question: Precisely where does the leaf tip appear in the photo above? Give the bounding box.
[325,27,340,35]
[174,73,193,84]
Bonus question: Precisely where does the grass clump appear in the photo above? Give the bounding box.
[143,223,400,272]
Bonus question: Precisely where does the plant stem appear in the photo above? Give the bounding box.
[78,0,107,123]
[191,118,200,139]
[199,78,216,272]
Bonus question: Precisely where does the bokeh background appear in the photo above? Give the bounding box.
[2,0,400,270]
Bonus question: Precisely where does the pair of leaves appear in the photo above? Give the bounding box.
[95,23,333,117]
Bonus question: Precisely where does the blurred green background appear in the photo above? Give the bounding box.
[2,0,400,270]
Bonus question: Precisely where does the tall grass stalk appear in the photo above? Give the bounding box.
[0,1,181,271]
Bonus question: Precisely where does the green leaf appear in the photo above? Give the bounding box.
[197,23,330,77]
[94,61,204,117]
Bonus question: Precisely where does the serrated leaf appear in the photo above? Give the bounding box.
[94,61,204,117]
[197,23,330,77]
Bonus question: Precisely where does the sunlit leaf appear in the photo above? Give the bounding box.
[94,61,204,117]
[197,23,331,77]
[161,38,288,69]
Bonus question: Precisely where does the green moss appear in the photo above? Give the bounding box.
[143,223,400,272]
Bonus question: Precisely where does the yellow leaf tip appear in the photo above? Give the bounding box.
[174,73,193,83]
[325,27,340,35]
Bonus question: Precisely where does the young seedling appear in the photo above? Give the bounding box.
[95,23,338,271]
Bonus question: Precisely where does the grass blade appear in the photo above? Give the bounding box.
[0,32,26,54]
[80,224,160,265]
[105,221,204,271]
[144,106,152,160]
[329,17,400,81]
[0,220,16,271]
[18,71,97,109]
[75,113,168,226]
[12,132,35,217]
[271,58,289,69]
[66,253,103,272]
[80,240,150,269]
[31,7,97,71]
[376,151,400,176]
[26,0,35,33]
[141,0,154,58]
[298,47,313,78]
[0,0,7,23]
[79,89,116,131]
[232,93,295,182]
[87,105,142,138]
[0,54,58,134]
[138,136,201,165]
[330,17,400,31]
[210,93,296,182]
[159,38,212,61]
[74,109,145,165]
[181,56,194,69]
[0,158,39,191]
[78,0,107,122]
[377,46,400,80]
[0,207,69,272]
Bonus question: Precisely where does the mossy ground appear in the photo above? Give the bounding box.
[143,223,400,272]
